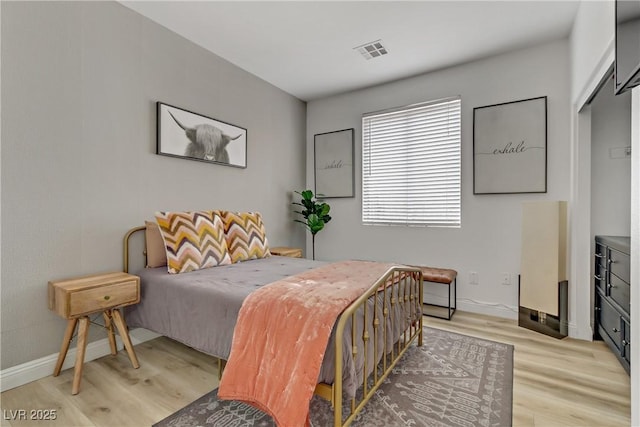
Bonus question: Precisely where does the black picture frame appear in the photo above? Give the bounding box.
[473,96,547,194]
[314,128,355,198]
[156,102,247,168]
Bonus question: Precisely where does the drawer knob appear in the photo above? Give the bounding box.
[608,258,616,264]
[613,328,619,333]
[104,295,111,301]
[595,253,603,258]
[622,340,628,346]
[607,283,616,289]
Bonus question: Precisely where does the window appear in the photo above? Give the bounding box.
[362,97,461,227]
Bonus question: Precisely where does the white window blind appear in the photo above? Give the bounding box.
[362,97,461,227]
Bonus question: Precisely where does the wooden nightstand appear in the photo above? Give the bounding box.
[48,272,141,394]
[270,246,303,258]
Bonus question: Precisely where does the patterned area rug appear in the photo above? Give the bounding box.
[154,327,513,427]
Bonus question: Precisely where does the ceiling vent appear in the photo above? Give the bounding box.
[354,40,388,60]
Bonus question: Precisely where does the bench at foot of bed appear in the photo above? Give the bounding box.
[417,266,457,320]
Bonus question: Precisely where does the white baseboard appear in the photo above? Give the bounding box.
[454,300,591,341]
[129,328,162,345]
[0,328,160,393]
[569,322,593,341]
[455,299,518,320]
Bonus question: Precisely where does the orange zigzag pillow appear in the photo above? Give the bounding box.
[155,211,231,274]
[218,211,271,263]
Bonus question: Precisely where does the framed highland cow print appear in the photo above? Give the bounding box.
[157,102,247,168]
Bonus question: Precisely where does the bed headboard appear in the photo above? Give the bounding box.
[123,225,146,273]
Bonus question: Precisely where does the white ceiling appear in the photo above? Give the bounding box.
[121,1,580,101]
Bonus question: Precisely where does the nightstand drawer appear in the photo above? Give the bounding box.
[49,272,140,319]
[69,280,138,317]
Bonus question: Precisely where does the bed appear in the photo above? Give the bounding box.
[123,224,423,427]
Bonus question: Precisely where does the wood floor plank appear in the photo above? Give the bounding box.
[0,311,630,426]
[515,358,630,404]
[0,380,94,427]
[512,411,535,427]
[58,363,163,427]
[425,312,631,427]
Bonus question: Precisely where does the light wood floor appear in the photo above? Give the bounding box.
[0,311,630,426]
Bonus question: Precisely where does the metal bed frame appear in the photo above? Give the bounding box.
[124,225,423,427]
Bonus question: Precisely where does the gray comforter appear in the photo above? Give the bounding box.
[125,256,324,361]
[124,256,417,397]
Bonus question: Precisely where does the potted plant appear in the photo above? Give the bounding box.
[292,190,331,260]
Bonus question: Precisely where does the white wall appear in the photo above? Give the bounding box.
[0,1,307,370]
[0,0,3,357]
[630,86,640,427]
[570,0,615,103]
[307,40,571,321]
[590,76,632,237]
[568,1,616,344]
[570,1,638,422]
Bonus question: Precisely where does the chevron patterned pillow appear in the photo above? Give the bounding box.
[155,211,231,274]
[219,211,271,263]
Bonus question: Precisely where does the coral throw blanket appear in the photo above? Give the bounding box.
[217,260,399,427]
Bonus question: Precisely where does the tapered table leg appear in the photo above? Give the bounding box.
[72,316,90,395]
[112,309,139,369]
[103,310,117,355]
[53,318,78,376]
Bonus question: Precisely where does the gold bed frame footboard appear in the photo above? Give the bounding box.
[124,226,423,426]
[327,266,423,427]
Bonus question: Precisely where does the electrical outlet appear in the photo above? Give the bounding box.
[501,273,511,286]
[469,272,478,285]
[610,146,631,159]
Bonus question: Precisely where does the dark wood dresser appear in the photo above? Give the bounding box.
[594,235,631,374]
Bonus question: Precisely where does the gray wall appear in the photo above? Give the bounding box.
[1,1,306,369]
[591,76,632,237]
[307,40,572,323]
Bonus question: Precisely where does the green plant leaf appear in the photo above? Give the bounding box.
[291,189,331,240]
[307,214,325,234]
[318,203,330,216]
